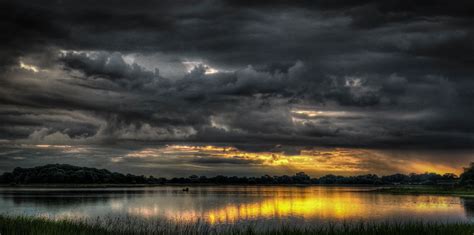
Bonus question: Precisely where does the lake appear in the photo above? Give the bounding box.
[0,186,472,226]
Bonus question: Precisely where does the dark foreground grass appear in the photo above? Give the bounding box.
[1,215,474,235]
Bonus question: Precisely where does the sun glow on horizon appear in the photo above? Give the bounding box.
[120,144,463,176]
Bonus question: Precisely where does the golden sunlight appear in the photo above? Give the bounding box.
[120,145,463,176]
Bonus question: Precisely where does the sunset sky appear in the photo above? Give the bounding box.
[1,0,473,177]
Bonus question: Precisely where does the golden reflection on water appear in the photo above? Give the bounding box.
[205,194,364,224]
[122,187,463,224]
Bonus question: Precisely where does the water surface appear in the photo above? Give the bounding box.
[0,186,472,225]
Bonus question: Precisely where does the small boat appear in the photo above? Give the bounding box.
[182,187,189,192]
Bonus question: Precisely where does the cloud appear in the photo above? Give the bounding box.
[0,0,473,149]
[0,144,471,177]
[109,123,197,141]
[26,128,94,145]
[60,51,160,89]
[190,156,264,165]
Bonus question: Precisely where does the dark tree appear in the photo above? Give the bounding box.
[0,164,462,186]
[461,163,474,185]
[0,164,159,185]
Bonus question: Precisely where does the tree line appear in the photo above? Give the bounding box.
[1,163,473,185]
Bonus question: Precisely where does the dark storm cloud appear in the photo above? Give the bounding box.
[190,156,264,165]
[0,0,473,148]
[60,51,159,89]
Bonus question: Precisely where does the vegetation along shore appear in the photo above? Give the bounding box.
[1,215,474,235]
[2,163,474,186]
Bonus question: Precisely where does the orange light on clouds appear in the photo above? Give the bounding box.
[119,144,464,176]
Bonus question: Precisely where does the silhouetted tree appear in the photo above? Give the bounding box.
[382,173,409,184]
[461,162,474,185]
[0,164,462,186]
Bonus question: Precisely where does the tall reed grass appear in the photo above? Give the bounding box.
[1,215,473,235]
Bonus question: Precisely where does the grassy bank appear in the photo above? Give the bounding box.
[0,215,110,235]
[373,186,474,196]
[1,215,474,235]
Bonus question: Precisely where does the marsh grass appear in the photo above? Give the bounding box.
[1,215,474,235]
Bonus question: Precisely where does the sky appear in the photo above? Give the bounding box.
[0,0,473,177]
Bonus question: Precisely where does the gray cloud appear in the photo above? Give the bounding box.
[60,51,160,89]
[0,0,473,150]
[190,156,264,165]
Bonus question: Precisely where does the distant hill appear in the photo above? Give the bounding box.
[0,164,160,184]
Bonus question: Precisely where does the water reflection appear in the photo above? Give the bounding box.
[461,197,474,221]
[0,186,471,224]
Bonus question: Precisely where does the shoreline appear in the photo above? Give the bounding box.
[2,184,474,197]
[0,183,383,188]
